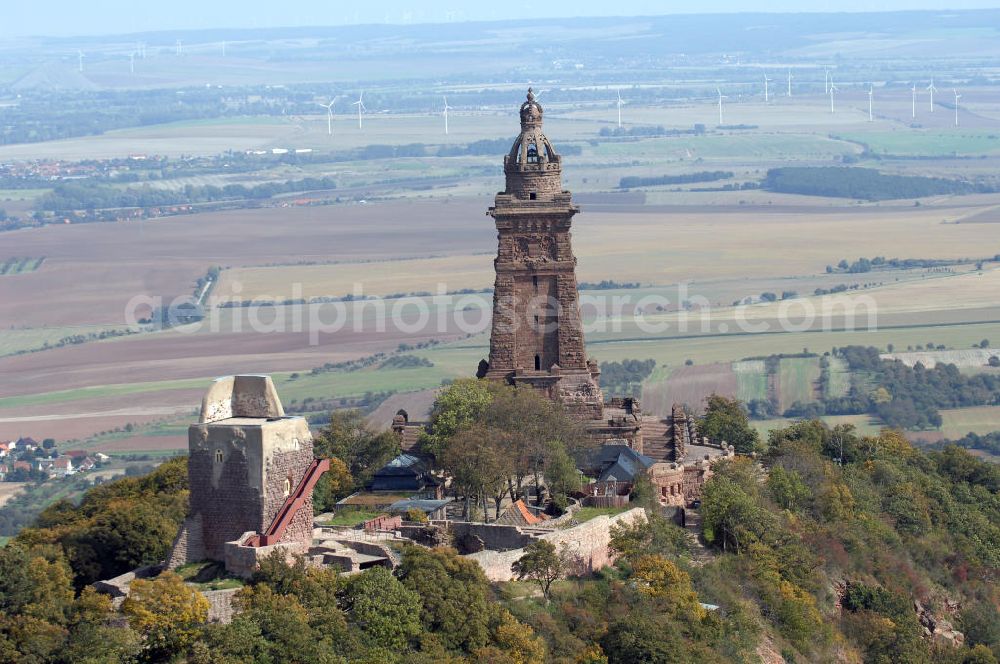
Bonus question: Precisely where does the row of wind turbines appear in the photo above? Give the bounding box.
[316,93,460,135]
[316,93,369,133]
[699,72,965,127]
[311,74,967,139]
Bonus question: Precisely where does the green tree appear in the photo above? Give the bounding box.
[767,466,810,511]
[600,615,683,664]
[235,583,348,664]
[440,423,510,520]
[64,499,180,585]
[122,571,209,656]
[699,394,759,454]
[342,566,422,651]
[423,379,499,458]
[311,456,354,513]
[700,460,772,553]
[313,409,399,492]
[396,546,494,653]
[511,539,564,601]
[630,554,705,623]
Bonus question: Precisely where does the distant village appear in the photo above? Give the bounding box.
[0,436,110,482]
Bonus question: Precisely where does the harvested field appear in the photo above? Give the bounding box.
[219,254,494,300]
[882,347,1000,368]
[642,363,737,417]
[366,389,439,428]
[909,406,1000,442]
[0,199,490,327]
[0,314,472,400]
[0,483,28,508]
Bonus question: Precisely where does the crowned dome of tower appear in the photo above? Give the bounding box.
[519,87,544,128]
[504,89,562,197]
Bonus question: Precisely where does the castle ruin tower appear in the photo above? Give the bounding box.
[167,375,324,575]
[481,89,604,419]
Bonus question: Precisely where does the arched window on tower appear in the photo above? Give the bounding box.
[526,143,539,164]
[214,449,223,464]
[283,476,292,498]
[535,354,541,371]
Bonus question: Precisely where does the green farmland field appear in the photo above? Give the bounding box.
[733,360,769,403]
[778,358,822,412]
[837,130,1000,157]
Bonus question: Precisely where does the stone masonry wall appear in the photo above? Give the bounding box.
[203,588,242,624]
[165,513,204,569]
[467,508,646,582]
[263,445,315,547]
[189,445,264,560]
[448,522,536,552]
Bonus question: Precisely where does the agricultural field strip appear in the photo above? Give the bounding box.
[778,357,822,412]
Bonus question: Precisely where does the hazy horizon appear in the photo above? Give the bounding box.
[4,0,1000,39]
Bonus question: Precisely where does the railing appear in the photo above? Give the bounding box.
[246,458,329,547]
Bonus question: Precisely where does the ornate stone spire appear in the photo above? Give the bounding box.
[504,88,562,200]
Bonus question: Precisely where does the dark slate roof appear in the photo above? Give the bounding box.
[368,453,438,492]
[590,444,655,483]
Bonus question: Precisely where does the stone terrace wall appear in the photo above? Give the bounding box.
[204,588,241,624]
[468,508,646,582]
[447,522,535,552]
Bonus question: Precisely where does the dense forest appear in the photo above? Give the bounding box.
[762,166,997,201]
[1,414,998,662]
[783,345,1000,429]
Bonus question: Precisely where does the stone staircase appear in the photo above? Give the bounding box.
[641,418,673,460]
[681,509,715,566]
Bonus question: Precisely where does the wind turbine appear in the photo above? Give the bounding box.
[911,83,917,119]
[352,91,366,130]
[442,96,453,135]
[868,85,874,122]
[317,99,337,136]
[829,81,838,114]
[787,69,793,97]
[616,88,624,129]
[129,51,136,74]
[716,87,727,125]
[927,79,937,113]
[221,41,227,57]
[77,50,84,73]
[763,72,772,102]
[824,69,830,95]
[175,40,183,56]
[953,89,961,127]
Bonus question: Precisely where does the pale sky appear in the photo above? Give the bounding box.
[3,1,999,38]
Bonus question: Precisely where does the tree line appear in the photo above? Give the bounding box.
[39,177,337,212]
[783,345,1000,429]
[598,358,657,398]
[618,170,733,189]
[763,166,998,201]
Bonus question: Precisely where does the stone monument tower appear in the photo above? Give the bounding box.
[481,89,604,419]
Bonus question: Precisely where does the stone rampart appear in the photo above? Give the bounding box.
[467,507,646,582]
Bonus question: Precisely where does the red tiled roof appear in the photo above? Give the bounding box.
[497,499,548,526]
